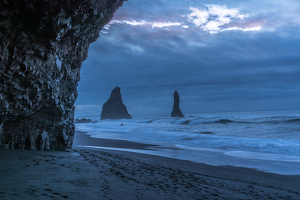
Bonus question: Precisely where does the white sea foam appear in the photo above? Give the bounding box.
[75,110,300,174]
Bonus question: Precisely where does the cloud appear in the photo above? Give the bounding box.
[186,5,261,34]
[152,22,182,28]
[103,4,262,35]
[221,26,262,32]
[104,20,182,30]
[76,0,300,116]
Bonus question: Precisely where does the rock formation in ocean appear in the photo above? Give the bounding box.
[0,0,126,151]
[171,91,184,117]
[101,87,132,120]
[75,118,93,124]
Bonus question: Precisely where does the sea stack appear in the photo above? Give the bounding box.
[0,0,126,151]
[171,91,184,117]
[101,87,132,120]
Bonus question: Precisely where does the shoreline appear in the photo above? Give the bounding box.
[74,130,300,175]
[73,130,159,150]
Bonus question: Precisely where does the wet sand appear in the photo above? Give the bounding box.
[0,131,299,199]
[73,130,159,150]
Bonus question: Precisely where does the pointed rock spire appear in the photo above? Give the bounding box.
[171,91,184,117]
[100,87,132,119]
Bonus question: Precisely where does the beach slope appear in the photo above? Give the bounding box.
[0,132,299,199]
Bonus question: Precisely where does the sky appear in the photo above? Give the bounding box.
[75,0,300,117]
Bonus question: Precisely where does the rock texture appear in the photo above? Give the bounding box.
[171,91,184,117]
[101,87,132,120]
[0,0,126,151]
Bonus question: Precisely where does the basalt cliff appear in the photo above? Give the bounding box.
[0,0,126,151]
[101,87,132,120]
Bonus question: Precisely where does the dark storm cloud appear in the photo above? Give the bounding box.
[75,0,300,116]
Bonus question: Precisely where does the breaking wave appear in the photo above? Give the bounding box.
[76,110,300,157]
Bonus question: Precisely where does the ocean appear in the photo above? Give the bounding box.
[75,110,300,175]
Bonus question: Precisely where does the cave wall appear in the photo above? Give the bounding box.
[0,0,126,151]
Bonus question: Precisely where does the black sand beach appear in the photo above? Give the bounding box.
[0,131,299,200]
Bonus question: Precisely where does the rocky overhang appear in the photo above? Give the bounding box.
[0,0,126,151]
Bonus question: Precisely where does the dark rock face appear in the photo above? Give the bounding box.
[101,87,132,120]
[0,0,126,151]
[75,118,92,124]
[171,91,184,117]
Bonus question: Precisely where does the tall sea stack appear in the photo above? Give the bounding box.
[0,0,126,151]
[171,91,184,117]
[101,87,132,120]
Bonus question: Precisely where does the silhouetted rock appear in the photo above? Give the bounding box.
[75,118,93,124]
[171,91,184,117]
[0,0,126,151]
[101,87,132,120]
